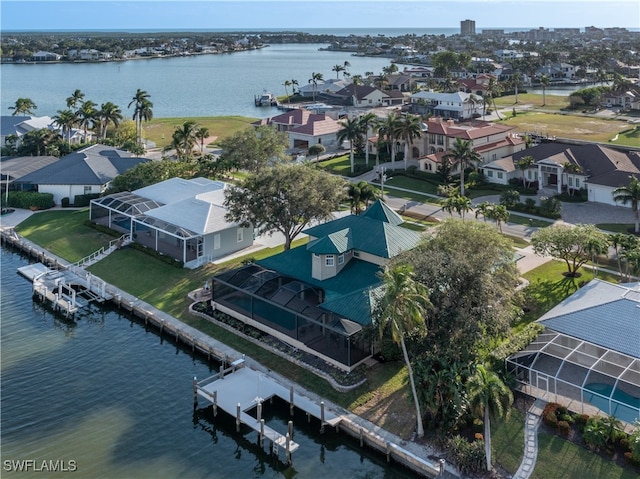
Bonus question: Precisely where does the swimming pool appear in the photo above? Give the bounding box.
[584,383,640,424]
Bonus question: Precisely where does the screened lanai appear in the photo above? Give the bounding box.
[212,264,371,371]
[90,192,164,233]
[507,328,640,425]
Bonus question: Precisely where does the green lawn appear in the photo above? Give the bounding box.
[385,175,440,196]
[15,209,115,263]
[520,260,621,324]
[493,409,638,479]
[141,116,257,149]
[508,213,554,228]
[493,93,570,111]
[492,407,526,474]
[596,223,637,234]
[532,433,638,479]
[317,154,375,176]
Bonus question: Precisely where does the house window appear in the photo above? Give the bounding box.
[325,255,335,267]
[568,177,573,186]
[237,228,243,243]
[575,178,580,188]
[492,153,497,160]
[214,234,221,250]
[338,253,344,265]
[84,186,92,194]
[497,172,504,179]
[353,251,360,258]
[487,170,494,177]
[527,170,532,179]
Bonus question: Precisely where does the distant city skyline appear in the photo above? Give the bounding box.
[2,1,639,32]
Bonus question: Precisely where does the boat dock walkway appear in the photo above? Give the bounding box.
[196,360,340,463]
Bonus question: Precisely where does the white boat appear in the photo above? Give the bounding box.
[254,91,277,106]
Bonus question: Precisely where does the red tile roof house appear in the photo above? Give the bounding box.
[252,109,342,153]
[411,118,526,172]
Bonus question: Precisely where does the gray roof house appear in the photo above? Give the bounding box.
[481,143,640,206]
[90,177,254,268]
[507,279,640,426]
[15,144,147,205]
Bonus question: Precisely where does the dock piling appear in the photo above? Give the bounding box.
[257,401,262,423]
[285,433,291,464]
[320,401,325,434]
[288,420,293,440]
[259,419,265,447]
[236,403,241,432]
[289,386,294,416]
[212,391,217,417]
[193,377,198,407]
[359,427,364,447]
[219,365,224,380]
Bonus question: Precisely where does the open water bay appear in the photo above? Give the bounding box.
[0,44,397,119]
[0,247,415,478]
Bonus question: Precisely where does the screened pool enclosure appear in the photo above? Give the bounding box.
[212,264,371,371]
[507,328,640,425]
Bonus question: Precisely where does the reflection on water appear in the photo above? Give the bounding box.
[0,247,413,479]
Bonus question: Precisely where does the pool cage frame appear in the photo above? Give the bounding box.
[211,264,372,371]
[506,328,640,425]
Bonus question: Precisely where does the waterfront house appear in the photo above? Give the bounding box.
[410,90,483,120]
[210,200,423,370]
[31,51,62,62]
[507,279,640,427]
[481,143,640,205]
[13,144,146,205]
[253,110,342,153]
[1,115,88,147]
[601,88,640,111]
[333,84,399,108]
[90,177,253,267]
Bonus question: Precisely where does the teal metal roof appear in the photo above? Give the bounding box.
[257,246,383,325]
[321,285,385,326]
[307,228,352,254]
[304,209,422,259]
[360,199,404,225]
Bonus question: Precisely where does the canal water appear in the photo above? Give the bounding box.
[0,247,414,478]
[0,44,398,119]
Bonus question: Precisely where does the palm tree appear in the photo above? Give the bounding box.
[516,155,535,189]
[22,128,59,156]
[486,77,503,119]
[66,89,85,110]
[347,180,377,214]
[283,80,291,103]
[77,100,97,143]
[195,126,210,154]
[290,79,299,95]
[377,112,402,168]
[358,113,377,166]
[612,175,640,233]
[332,64,344,79]
[343,60,351,77]
[540,74,550,106]
[308,72,323,101]
[467,365,513,472]
[512,72,523,104]
[396,114,423,170]
[171,120,199,160]
[98,102,123,140]
[377,264,431,438]
[443,137,481,196]
[52,109,78,143]
[9,98,37,116]
[129,89,153,146]
[337,117,363,174]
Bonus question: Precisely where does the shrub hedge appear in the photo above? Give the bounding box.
[5,191,54,210]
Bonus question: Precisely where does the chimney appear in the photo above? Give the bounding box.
[447,119,455,126]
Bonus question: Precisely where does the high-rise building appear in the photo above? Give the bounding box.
[461,19,476,36]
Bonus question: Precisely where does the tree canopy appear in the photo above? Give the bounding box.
[217,126,289,172]
[224,164,346,250]
[531,223,609,277]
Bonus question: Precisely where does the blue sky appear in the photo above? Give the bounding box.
[2,1,639,31]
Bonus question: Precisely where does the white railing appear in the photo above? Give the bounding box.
[72,233,131,269]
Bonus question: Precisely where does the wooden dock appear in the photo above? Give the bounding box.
[195,361,340,463]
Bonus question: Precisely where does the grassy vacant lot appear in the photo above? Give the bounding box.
[498,112,637,146]
[494,93,570,111]
[141,116,257,149]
